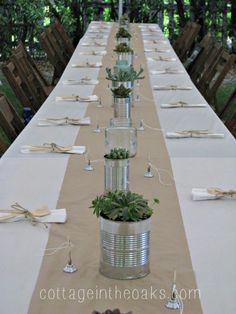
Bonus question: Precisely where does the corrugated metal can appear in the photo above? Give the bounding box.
[104,158,129,192]
[117,37,130,45]
[113,97,131,119]
[99,217,151,279]
[112,80,134,106]
[117,52,134,66]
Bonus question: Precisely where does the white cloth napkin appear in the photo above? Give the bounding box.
[191,188,220,201]
[147,56,176,62]
[56,95,99,102]
[151,69,184,75]
[153,85,192,91]
[78,50,107,56]
[166,130,225,139]
[161,102,207,108]
[0,208,67,223]
[38,117,91,126]
[63,79,99,85]
[191,188,235,201]
[81,42,106,47]
[145,48,171,53]
[21,145,86,154]
[88,29,109,33]
[71,62,102,68]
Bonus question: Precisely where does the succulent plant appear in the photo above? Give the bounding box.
[104,148,130,160]
[111,84,132,98]
[120,13,129,25]
[92,309,132,314]
[114,43,133,53]
[116,27,131,39]
[90,190,159,222]
[106,66,144,82]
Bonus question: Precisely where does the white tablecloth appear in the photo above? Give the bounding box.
[0,22,235,314]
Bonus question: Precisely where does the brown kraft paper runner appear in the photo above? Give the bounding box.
[29,24,203,314]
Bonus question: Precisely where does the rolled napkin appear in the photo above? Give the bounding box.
[88,29,109,33]
[192,188,236,201]
[78,50,107,56]
[81,41,106,47]
[161,101,207,108]
[166,130,225,139]
[63,78,99,85]
[71,61,102,68]
[153,85,192,91]
[148,27,160,32]
[21,143,86,154]
[148,56,176,62]
[56,95,99,102]
[38,116,91,126]
[151,69,184,75]
[84,35,108,40]
[0,203,67,224]
[145,48,171,53]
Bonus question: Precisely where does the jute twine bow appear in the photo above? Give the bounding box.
[207,188,236,197]
[176,130,209,137]
[0,203,49,227]
[170,101,188,107]
[46,117,84,125]
[29,143,72,152]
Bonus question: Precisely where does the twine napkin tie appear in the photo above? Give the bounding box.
[0,203,49,226]
[207,188,236,197]
[29,143,73,152]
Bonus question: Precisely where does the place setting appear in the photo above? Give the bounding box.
[81,41,107,47]
[71,61,103,68]
[191,187,236,201]
[20,142,86,154]
[62,76,99,85]
[0,202,67,225]
[160,100,207,108]
[165,129,225,139]
[37,116,91,126]
[78,50,107,56]
[151,68,184,75]
[153,84,193,91]
[147,56,177,62]
[144,47,171,53]
[55,94,99,102]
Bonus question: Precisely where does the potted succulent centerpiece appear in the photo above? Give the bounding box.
[119,13,129,30]
[114,43,134,66]
[107,66,144,108]
[111,84,132,120]
[104,148,130,192]
[90,190,159,279]
[116,27,131,45]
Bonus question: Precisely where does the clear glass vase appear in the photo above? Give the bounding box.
[105,127,137,157]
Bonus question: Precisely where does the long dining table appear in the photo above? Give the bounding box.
[0,21,236,314]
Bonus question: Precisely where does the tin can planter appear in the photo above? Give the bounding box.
[117,52,134,66]
[117,37,130,45]
[113,97,131,119]
[99,217,151,279]
[112,80,134,106]
[110,117,132,128]
[105,127,137,157]
[104,158,129,192]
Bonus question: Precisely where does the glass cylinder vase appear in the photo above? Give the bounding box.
[105,127,137,158]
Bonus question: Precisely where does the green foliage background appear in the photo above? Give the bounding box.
[0,0,235,60]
